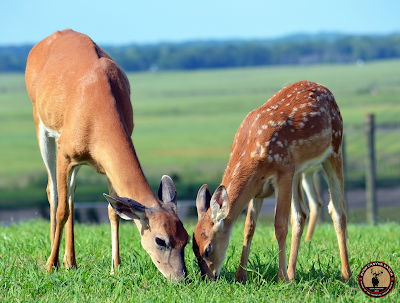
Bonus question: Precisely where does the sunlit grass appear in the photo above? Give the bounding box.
[0,219,398,302]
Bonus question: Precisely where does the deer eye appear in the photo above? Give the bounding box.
[204,243,212,258]
[155,237,167,248]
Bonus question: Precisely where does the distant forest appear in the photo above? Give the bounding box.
[1,33,400,72]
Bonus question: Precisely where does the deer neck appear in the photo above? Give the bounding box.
[221,167,258,226]
[90,110,158,208]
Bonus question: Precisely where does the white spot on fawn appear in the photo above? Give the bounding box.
[232,162,241,177]
[274,154,281,162]
[299,122,305,128]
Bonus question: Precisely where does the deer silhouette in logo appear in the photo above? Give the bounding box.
[371,268,384,288]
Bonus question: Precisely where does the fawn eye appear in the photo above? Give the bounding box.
[155,237,166,248]
[204,244,212,258]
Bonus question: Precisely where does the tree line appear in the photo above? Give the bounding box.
[1,33,400,72]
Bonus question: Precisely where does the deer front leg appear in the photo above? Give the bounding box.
[46,156,71,272]
[274,171,293,282]
[236,198,264,283]
[35,123,58,249]
[107,178,120,274]
[63,166,80,269]
[287,174,308,281]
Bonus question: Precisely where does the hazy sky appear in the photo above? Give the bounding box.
[1,0,399,45]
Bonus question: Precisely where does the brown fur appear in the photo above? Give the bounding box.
[26,29,189,280]
[193,81,351,282]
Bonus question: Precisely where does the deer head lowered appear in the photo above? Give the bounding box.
[25,29,189,280]
[193,80,351,282]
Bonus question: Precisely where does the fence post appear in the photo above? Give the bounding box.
[365,114,377,225]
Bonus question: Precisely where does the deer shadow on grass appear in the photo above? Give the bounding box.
[216,250,356,287]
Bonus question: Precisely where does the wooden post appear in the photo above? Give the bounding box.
[365,114,377,225]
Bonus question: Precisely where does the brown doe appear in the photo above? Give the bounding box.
[193,80,351,282]
[25,29,189,280]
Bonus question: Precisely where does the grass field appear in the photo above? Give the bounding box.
[1,59,400,207]
[0,219,398,302]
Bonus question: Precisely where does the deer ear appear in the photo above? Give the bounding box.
[196,184,211,218]
[158,175,178,214]
[103,194,147,221]
[210,185,229,223]
[158,175,177,204]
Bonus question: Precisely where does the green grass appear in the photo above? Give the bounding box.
[0,219,398,302]
[1,60,400,206]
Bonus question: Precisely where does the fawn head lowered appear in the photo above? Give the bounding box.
[193,80,351,281]
[193,184,232,279]
[104,175,189,280]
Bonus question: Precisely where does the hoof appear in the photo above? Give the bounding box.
[235,267,248,283]
[63,257,77,270]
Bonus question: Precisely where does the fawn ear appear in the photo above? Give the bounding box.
[103,194,147,221]
[158,175,178,214]
[196,184,211,218]
[210,185,229,224]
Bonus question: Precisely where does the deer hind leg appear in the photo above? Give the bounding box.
[63,165,81,269]
[46,154,72,272]
[287,173,308,280]
[236,198,264,283]
[322,154,352,280]
[107,178,120,274]
[37,122,58,250]
[303,171,323,241]
[274,170,294,282]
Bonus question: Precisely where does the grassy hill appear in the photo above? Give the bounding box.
[1,59,400,207]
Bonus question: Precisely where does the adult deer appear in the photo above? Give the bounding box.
[25,29,189,280]
[193,80,351,282]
